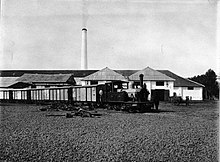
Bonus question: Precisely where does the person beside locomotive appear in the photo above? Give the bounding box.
[98,89,103,107]
[139,83,150,102]
[152,92,160,110]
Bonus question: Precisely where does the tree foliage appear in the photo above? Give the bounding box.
[189,69,219,99]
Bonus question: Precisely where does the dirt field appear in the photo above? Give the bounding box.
[0,101,219,161]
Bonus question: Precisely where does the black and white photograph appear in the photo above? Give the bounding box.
[0,0,219,161]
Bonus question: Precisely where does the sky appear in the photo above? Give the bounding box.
[0,0,219,78]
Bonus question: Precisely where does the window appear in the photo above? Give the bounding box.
[114,85,118,89]
[156,81,164,86]
[187,87,194,90]
[122,83,128,89]
[133,82,140,88]
[91,81,98,85]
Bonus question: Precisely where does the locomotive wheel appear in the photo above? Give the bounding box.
[173,100,178,106]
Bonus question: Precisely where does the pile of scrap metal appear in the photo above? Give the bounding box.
[66,108,102,118]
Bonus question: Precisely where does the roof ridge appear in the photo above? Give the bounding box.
[83,67,126,81]
[129,67,175,81]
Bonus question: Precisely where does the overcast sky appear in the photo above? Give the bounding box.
[0,0,218,77]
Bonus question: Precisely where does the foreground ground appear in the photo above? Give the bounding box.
[0,101,219,161]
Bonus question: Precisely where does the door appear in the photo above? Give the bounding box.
[151,89,169,101]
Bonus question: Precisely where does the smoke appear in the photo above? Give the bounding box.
[82,0,89,28]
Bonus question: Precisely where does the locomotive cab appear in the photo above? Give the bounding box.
[105,81,129,93]
[102,81,129,103]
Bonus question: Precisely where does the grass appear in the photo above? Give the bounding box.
[0,101,219,161]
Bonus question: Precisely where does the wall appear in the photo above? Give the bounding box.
[35,83,70,88]
[75,77,84,85]
[182,87,203,100]
[143,81,174,99]
[173,87,182,96]
[82,80,111,86]
[173,87,203,100]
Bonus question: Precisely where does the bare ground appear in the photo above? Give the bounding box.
[0,101,219,162]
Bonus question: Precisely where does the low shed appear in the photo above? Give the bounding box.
[0,77,19,89]
[9,74,76,89]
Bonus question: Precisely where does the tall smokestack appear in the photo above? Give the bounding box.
[81,28,88,70]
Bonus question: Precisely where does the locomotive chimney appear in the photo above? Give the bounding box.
[81,28,88,70]
[139,74,144,88]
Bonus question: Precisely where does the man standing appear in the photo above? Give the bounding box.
[98,89,103,107]
[153,92,160,110]
[139,83,150,102]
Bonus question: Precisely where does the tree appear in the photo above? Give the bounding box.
[189,69,219,99]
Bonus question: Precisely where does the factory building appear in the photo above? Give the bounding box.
[81,67,175,101]
[82,67,129,92]
[8,74,76,89]
[82,67,127,85]
[158,70,204,100]
[129,67,175,101]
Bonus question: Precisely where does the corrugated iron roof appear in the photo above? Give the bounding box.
[0,77,19,88]
[158,70,204,87]
[83,67,127,81]
[16,74,74,83]
[129,67,175,81]
[115,70,139,77]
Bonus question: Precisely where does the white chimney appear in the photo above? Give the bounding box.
[81,28,88,70]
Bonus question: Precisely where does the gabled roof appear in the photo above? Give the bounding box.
[0,77,19,88]
[16,74,75,83]
[82,67,127,81]
[129,67,175,81]
[158,70,204,87]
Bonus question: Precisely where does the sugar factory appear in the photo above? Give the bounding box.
[1,2,218,161]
